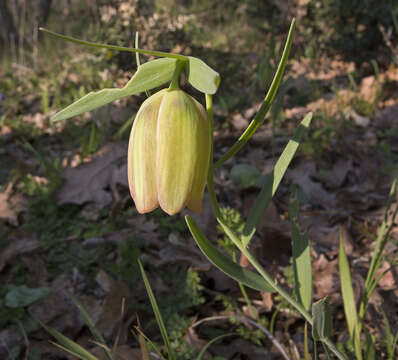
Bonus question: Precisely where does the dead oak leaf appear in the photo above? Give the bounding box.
[57,142,128,208]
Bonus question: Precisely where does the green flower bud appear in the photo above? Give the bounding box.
[128,89,211,215]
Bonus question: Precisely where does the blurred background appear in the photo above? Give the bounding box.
[1,1,398,359]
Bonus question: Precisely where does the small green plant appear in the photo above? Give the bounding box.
[338,180,398,359]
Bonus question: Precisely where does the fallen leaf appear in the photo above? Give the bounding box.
[57,142,128,208]
[375,261,397,290]
[288,161,336,208]
[0,237,40,271]
[0,182,26,225]
[95,269,130,339]
[325,158,353,189]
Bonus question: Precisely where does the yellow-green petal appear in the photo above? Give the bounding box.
[128,90,164,213]
[156,90,201,215]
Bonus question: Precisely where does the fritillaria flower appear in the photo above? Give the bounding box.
[128,89,211,215]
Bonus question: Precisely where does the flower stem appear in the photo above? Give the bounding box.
[168,60,186,90]
[205,94,221,218]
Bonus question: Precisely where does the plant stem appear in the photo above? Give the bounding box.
[205,94,221,218]
[168,60,186,90]
[39,27,187,60]
[217,219,347,360]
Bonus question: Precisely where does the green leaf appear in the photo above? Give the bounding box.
[364,329,375,360]
[186,56,220,95]
[69,294,112,360]
[5,286,51,308]
[230,163,261,187]
[242,112,312,246]
[185,216,275,293]
[41,322,98,360]
[290,195,312,311]
[52,57,178,122]
[338,234,358,340]
[312,297,333,341]
[138,259,176,360]
[214,18,296,167]
[339,233,362,360]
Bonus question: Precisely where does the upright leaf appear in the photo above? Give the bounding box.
[242,112,312,246]
[52,57,178,122]
[186,56,220,94]
[312,297,333,341]
[339,233,362,360]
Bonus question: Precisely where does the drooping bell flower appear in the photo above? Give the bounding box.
[128,89,211,215]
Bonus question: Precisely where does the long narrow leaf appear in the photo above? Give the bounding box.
[41,323,98,360]
[290,196,312,311]
[242,112,312,246]
[52,57,179,122]
[338,234,362,360]
[40,27,186,60]
[138,259,175,360]
[69,294,112,360]
[214,18,296,167]
[185,216,274,292]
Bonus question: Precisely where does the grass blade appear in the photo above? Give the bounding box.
[138,259,175,360]
[242,112,312,246]
[41,322,98,360]
[69,294,112,360]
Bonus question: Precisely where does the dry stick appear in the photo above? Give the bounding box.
[191,315,291,360]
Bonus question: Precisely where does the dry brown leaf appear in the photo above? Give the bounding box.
[0,237,40,271]
[288,161,336,208]
[57,142,128,208]
[325,158,353,189]
[0,182,26,225]
[95,269,130,339]
[375,261,397,290]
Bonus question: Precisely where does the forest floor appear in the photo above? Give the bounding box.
[1,3,398,360]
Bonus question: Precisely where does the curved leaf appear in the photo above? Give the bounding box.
[53,58,178,122]
[242,112,312,246]
[214,18,296,167]
[186,56,220,95]
[185,216,274,292]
